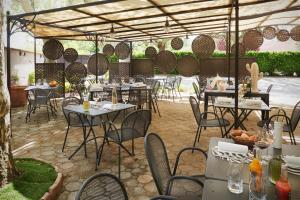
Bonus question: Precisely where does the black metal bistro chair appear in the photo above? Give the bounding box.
[152,81,161,117]
[144,133,207,200]
[189,96,229,148]
[161,76,177,101]
[98,109,151,178]
[175,76,182,99]
[193,82,202,102]
[128,86,148,109]
[61,97,100,159]
[75,173,128,200]
[266,101,300,145]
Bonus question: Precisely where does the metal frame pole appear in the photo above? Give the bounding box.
[95,35,98,83]
[34,37,36,84]
[6,11,11,90]
[227,20,231,83]
[234,0,239,129]
[129,41,133,77]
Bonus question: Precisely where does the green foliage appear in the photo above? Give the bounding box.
[108,54,119,63]
[28,72,35,85]
[0,158,57,200]
[65,82,71,93]
[132,50,300,76]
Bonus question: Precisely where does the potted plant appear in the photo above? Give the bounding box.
[10,72,28,107]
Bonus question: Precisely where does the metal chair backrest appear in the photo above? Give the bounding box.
[34,89,50,105]
[153,81,161,98]
[267,84,273,93]
[128,86,147,105]
[121,109,151,141]
[75,173,128,200]
[189,96,201,126]
[144,133,172,195]
[290,101,300,131]
[175,76,182,88]
[135,75,146,83]
[192,82,201,101]
[61,97,83,126]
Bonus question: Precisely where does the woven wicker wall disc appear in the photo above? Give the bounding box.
[231,43,246,56]
[243,30,263,50]
[43,39,64,60]
[145,46,157,60]
[290,26,300,41]
[192,34,215,58]
[263,26,276,40]
[87,53,109,76]
[177,55,199,77]
[65,62,87,84]
[277,29,290,42]
[171,37,184,50]
[115,42,130,59]
[156,50,176,73]
[63,48,78,63]
[103,44,115,57]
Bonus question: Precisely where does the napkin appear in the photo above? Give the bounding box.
[216,97,232,104]
[244,99,262,106]
[284,155,300,168]
[218,141,248,154]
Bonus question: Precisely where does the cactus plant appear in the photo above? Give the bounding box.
[246,62,263,93]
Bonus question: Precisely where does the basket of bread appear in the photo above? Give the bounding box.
[230,129,259,148]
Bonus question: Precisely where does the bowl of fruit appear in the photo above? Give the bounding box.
[230,129,259,148]
[49,80,58,87]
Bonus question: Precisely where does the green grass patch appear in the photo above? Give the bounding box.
[0,158,57,200]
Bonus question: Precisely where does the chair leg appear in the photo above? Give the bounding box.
[46,107,50,120]
[131,139,135,155]
[197,127,202,142]
[192,126,200,153]
[62,125,70,152]
[155,100,161,117]
[83,127,87,158]
[171,89,175,102]
[152,100,157,113]
[220,126,225,138]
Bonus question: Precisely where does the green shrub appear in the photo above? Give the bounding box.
[28,72,35,85]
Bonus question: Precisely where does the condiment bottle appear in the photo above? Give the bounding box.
[82,96,90,111]
[268,148,284,184]
[112,87,117,104]
[275,163,291,200]
[273,121,283,149]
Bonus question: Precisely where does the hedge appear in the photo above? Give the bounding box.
[130,51,300,76]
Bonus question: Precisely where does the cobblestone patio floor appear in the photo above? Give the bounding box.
[11,99,297,200]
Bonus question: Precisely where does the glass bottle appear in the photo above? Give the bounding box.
[82,96,90,111]
[275,163,291,200]
[268,148,284,184]
[112,87,117,105]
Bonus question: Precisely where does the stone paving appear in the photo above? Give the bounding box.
[11,99,298,200]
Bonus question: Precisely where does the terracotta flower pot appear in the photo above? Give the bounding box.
[10,86,27,107]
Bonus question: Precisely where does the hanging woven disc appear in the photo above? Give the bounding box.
[115,42,130,59]
[262,26,276,40]
[277,29,290,42]
[103,44,115,57]
[63,48,78,63]
[290,26,300,41]
[171,37,184,50]
[177,55,199,77]
[145,46,157,60]
[65,62,87,84]
[87,53,109,76]
[42,39,64,60]
[156,50,176,74]
[231,43,246,56]
[242,30,264,50]
[192,34,215,58]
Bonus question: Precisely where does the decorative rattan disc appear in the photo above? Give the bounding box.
[65,62,87,84]
[177,55,199,77]
[156,50,176,73]
[290,26,300,41]
[192,34,215,58]
[115,42,130,59]
[243,30,263,50]
[277,29,290,42]
[231,43,246,56]
[87,53,109,76]
[42,39,64,60]
[171,37,184,50]
[263,26,276,40]
[63,48,78,63]
[103,44,114,57]
[145,46,157,60]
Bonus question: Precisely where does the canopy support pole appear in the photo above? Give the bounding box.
[234,0,239,129]
[227,20,231,84]
[6,12,11,90]
[95,35,98,83]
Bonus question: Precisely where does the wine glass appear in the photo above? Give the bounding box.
[93,92,100,102]
[255,123,274,160]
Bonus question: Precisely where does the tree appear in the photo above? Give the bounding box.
[0,0,18,188]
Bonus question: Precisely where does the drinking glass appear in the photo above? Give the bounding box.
[93,92,100,102]
[227,159,244,194]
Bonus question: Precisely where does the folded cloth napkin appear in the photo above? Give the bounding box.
[216,97,232,104]
[284,155,300,168]
[244,99,262,106]
[218,141,248,154]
